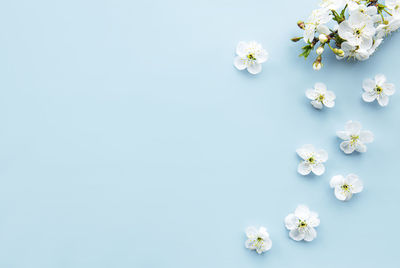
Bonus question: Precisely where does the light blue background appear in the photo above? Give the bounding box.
[0,0,399,267]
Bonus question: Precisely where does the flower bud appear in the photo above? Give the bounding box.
[316,46,324,55]
[313,61,323,71]
[297,21,305,29]
[318,34,328,43]
[291,37,303,42]
[333,48,345,57]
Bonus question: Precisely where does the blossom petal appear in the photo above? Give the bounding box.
[311,100,323,109]
[295,205,310,219]
[347,174,363,193]
[306,89,318,100]
[377,94,389,106]
[262,238,272,251]
[245,226,258,238]
[336,130,350,140]
[311,163,325,176]
[298,162,312,175]
[245,238,256,249]
[334,187,347,201]
[340,141,355,154]
[247,63,262,74]
[382,83,395,96]
[303,227,317,241]
[355,142,367,153]
[308,212,320,227]
[234,56,247,70]
[316,150,328,162]
[317,24,330,35]
[296,144,315,159]
[285,213,298,230]
[359,130,374,143]
[289,229,305,241]
[256,51,269,63]
[362,91,378,102]
[314,82,327,93]
[323,98,335,108]
[236,41,248,57]
[345,121,361,135]
[330,175,345,188]
[375,74,386,86]
[325,90,336,100]
[362,78,376,92]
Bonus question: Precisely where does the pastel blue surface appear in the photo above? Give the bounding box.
[0,0,399,267]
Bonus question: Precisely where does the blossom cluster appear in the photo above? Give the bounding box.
[292,0,400,70]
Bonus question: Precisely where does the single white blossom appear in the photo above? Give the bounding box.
[306,82,335,109]
[313,61,323,70]
[234,41,268,75]
[245,226,272,254]
[338,13,376,49]
[362,74,395,106]
[296,144,328,176]
[285,205,320,242]
[330,174,363,201]
[338,41,371,60]
[348,4,380,22]
[320,0,346,10]
[337,120,374,154]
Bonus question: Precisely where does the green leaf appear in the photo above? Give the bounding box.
[299,44,313,59]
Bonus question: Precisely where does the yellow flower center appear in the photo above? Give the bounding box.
[341,184,350,191]
[350,135,359,145]
[307,156,315,163]
[375,86,383,94]
[247,53,256,61]
[298,220,307,228]
[317,94,325,102]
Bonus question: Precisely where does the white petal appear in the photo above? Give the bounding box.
[298,162,312,175]
[311,100,323,109]
[355,142,367,153]
[314,82,327,93]
[362,91,378,102]
[285,213,298,230]
[325,90,336,100]
[377,94,389,106]
[247,63,262,74]
[262,238,272,251]
[362,78,376,92]
[345,121,361,135]
[245,238,256,249]
[306,89,318,100]
[334,187,347,201]
[245,226,258,238]
[317,24,330,35]
[296,144,315,159]
[258,227,269,239]
[303,227,317,242]
[289,229,305,241]
[316,150,328,162]
[323,99,335,108]
[234,56,247,70]
[256,51,269,63]
[236,41,248,57]
[311,163,325,176]
[351,180,363,193]
[308,212,320,227]
[336,130,350,140]
[295,205,310,219]
[359,130,374,143]
[330,175,345,188]
[375,74,386,86]
[382,83,396,96]
[340,141,355,154]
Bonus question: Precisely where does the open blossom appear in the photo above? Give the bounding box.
[285,205,320,242]
[234,41,268,75]
[338,13,376,49]
[362,74,395,106]
[386,0,400,16]
[320,0,345,10]
[296,144,328,176]
[245,226,272,254]
[306,82,335,109]
[337,121,374,154]
[303,8,332,43]
[330,174,363,201]
[338,41,370,60]
[348,4,380,22]
[376,17,400,38]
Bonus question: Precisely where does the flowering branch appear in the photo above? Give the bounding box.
[292,0,400,70]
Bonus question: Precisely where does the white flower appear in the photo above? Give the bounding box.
[296,144,328,176]
[312,61,323,70]
[245,226,272,254]
[348,4,380,22]
[316,46,324,55]
[339,41,371,61]
[337,120,374,154]
[386,0,400,16]
[338,13,376,49]
[303,8,332,43]
[362,74,395,106]
[306,82,335,109]
[234,41,268,75]
[330,174,363,201]
[284,205,320,242]
[376,17,400,38]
